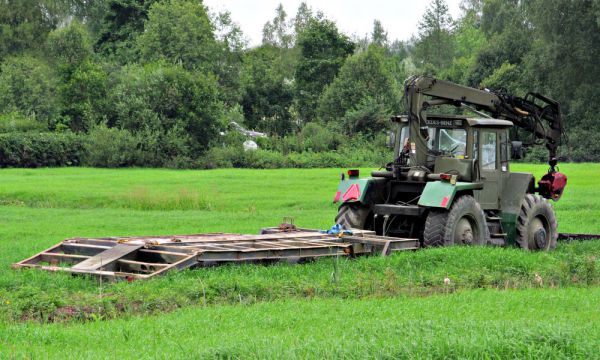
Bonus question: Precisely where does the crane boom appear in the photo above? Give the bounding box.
[404,76,565,170]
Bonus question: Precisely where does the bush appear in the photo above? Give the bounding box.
[83,126,141,167]
[198,143,389,169]
[299,123,337,152]
[83,124,192,168]
[0,112,47,133]
[0,132,84,167]
[110,62,223,155]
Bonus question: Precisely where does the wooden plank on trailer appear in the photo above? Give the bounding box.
[116,259,169,274]
[12,242,64,268]
[71,243,144,271]
[40,253,90,265]
[60,243,113,256]
[145,253,200,277]
[137,249,192,263]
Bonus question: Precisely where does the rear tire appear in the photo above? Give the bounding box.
[423,195,489,247]
[516,194,557,251]
[335,204,372,230]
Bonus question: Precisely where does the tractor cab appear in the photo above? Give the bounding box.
[393,115,513,197]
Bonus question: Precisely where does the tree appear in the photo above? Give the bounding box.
[293,2,314,36]
[58,60,109,132]
[0,55,58,126]
[109,62,223,154]
[240,46,294,136]
[212,11,247,105]
[46,20,92,69]
[45,21,108,132]
[136,0,218,71]
[0,0,58,60]
[522,0,600,161]
[466,0,531,86]
[95,0,157,62]
[262,4,293,48]
[371,20,389,49]
[438,3,485,83]
[318,46,400,135]
[294,19,355,122]
[413,0,455,72]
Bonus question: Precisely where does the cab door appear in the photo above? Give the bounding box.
[477,130,501,209]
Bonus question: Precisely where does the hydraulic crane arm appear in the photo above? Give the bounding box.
[404,76,565,171]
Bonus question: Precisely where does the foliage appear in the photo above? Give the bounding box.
[294,18,355,122]
[83,124,191,168]
[211,11,247,105]
[0,0,58,59]
[109,62,222,154]
[95,0,157,62]
[46,20,92,69]
[0,55,58,125]
[0,0,600,166]
[0,112,47,133]
[240,46,294,136]
[318,46,400,135]
[0,132,84,167]
[137,0,218,71]
[413,0,455,72]
[262,4,293,48]
[83,125,141,167]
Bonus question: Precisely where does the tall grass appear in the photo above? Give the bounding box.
[119,186,211,211]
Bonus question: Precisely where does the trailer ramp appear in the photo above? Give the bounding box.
[13,229,419,280]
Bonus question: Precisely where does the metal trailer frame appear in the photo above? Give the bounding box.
[13,229,420,280]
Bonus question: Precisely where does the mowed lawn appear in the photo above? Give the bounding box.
[1,164,600,358]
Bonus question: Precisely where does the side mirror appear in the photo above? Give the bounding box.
[386,131,396,149]
[511,141,524,160]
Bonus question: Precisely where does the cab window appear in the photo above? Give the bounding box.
[499,131,509,171]
[472,130,479,161]
[427,127,467,157]
[482,131,497,169]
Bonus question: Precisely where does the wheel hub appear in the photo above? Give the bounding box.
[455,218,474,245]
[529,217,548,250]
[534,228,548,249]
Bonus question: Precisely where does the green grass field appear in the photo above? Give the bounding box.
[1,164,600,358]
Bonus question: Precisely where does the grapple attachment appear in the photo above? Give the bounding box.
[538,171,567,201]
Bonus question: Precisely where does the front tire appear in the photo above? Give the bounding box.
[423,195,489,247]
[516,194,557,251]
[335,204,372,230]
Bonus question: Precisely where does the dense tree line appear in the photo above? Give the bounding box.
[0,0,599,168]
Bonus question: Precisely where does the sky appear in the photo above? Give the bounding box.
[203,0,463,47]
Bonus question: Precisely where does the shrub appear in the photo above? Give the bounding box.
[110,62,223,155]
[78,124,194,168]
[82,125,140,167]
[0,132,84,167]
[0,112,47,133]
[299,123,337,152]
[197,143,388,169]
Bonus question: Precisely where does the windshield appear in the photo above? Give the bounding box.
[427,127,467,157]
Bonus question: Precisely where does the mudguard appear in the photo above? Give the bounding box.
[333,178,379,204]
[418,181,483,209]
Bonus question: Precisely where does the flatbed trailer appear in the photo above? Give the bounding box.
[13,227,600,281]
[13,228,420,280]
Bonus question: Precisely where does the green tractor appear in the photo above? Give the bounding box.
[334,76,567,251]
